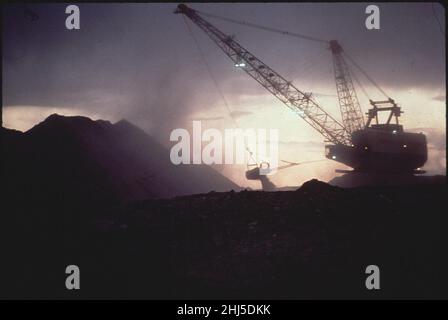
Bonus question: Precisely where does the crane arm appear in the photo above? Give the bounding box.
[329,40,365,133]
[175,4,351,146]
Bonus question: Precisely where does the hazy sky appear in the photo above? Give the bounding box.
[2,3,446,187]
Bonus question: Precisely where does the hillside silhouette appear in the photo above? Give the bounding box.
[2,114,239,206]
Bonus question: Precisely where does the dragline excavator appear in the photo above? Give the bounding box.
[175,4,427,174]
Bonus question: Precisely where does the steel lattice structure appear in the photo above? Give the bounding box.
[175,4,352,146]
[329,40,365,134]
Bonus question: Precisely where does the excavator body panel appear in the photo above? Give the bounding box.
[326,128,427,173]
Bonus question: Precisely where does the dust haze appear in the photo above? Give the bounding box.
[2,3,446,186]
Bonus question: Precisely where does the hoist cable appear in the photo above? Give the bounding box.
[273,159,328,171]
[197,9,329,44]
[182,15,258,165]
[350,65,371,100]
[431,3,445,37]
[197,9,389,101]
[343,51,390,99]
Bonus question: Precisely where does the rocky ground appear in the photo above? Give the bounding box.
[3,179,447,299]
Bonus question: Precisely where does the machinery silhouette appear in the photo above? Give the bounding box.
[175,4,428,185]
[245,160,326,191]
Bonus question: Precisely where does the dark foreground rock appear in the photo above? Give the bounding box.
[2,178,447,299]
